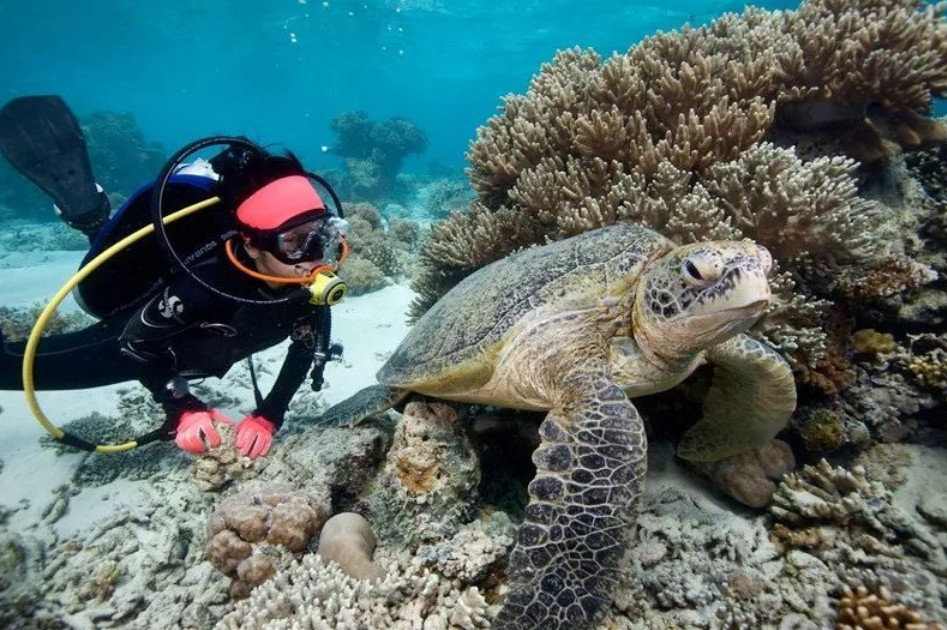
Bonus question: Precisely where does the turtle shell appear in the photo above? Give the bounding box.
[378,222,673,392]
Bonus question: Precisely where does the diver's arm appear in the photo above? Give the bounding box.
[251,339,313,430]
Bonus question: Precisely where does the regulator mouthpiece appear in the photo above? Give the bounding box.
[308,271,347,306]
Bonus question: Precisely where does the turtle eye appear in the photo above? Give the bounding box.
[685,261,702,280]
[681,253,721,287]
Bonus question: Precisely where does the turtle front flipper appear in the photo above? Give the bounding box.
[316,384,409,427]
[494,371,647,630]
[677,333,796,462]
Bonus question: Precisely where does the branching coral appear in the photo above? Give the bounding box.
[388,217,421,251]
[897,333,947,392]
[773,0,947,110]
[413,0,947,371]
[409,203,546,319]
[468,0,947,206]
[338,202,420,295]
[769,460,945,570]
[219,553,495,629]
[339,256,388,296]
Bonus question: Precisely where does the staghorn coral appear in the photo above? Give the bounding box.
[769,460,946,573]
[317,512,384,581]
[218,553,495,630]
[369,401,480,547]
[205,484,328,597]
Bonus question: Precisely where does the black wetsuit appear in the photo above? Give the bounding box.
[0,179,328,440]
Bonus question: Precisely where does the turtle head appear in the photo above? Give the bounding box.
[633,241,773,362]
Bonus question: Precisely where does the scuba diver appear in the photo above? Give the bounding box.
[0,96,347,459]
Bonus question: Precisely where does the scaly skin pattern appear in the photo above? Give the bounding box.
[379,223,672,391]
[493,366,646,630]
[677,333,797,462]
[314,224,794,629]
[316,384,409,427]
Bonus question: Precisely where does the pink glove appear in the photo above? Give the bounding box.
[235,415,276,459]
[174,409,235,454]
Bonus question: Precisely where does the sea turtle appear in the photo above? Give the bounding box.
[321,222,796,629]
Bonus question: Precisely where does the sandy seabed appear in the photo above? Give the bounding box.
[0,249,413,539]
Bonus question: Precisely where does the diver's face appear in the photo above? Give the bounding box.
[244,241,323,285]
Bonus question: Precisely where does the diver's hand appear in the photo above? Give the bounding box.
[174,409,235,454]
[234,415,276,459]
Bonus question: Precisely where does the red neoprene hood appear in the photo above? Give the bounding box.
[235,175,326,230]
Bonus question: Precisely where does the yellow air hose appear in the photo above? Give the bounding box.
[22,196,221,453]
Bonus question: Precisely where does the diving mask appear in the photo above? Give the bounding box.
[268,215,349,265]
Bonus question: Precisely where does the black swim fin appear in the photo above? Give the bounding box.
[0,95,110,236]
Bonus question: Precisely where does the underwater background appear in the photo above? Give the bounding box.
[3,0,809,172]
[1,0,947,629]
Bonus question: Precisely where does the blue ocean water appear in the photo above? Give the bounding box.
[0,0,805,173]
[0,2,946,629]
